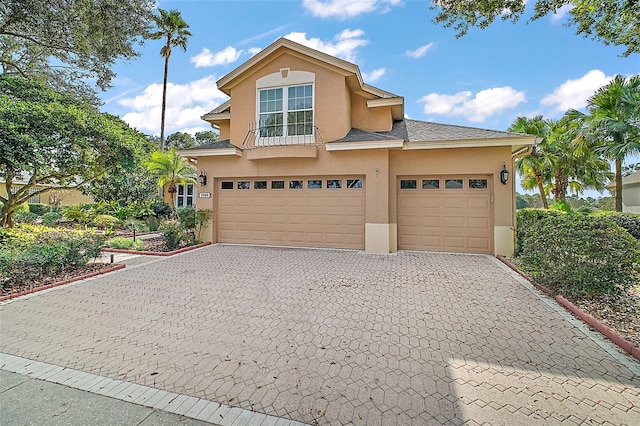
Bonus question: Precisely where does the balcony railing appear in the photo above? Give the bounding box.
[241,122,325,150]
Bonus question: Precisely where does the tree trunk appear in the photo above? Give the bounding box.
[160,37,170,152]
[535,175,548,209]
[615,158,623,211]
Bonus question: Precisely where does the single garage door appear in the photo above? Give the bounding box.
[217,176,365,249]
[397,176,492,254]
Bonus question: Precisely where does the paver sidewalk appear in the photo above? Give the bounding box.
[1,245,638,425]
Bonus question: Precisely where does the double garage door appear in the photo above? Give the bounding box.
[397,176,493,254]
[217,176,365,249]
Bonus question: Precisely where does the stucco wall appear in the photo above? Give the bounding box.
[351,93,392,132]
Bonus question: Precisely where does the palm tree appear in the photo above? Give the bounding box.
[146,148,196,214]
[508,116,552,208]
[149,9,191,151]
[570,75,640,211]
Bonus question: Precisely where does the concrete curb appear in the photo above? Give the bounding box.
[496,255,640,361]
[0,264,126,302]
[103,241,212,257]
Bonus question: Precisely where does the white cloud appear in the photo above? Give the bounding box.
[406,42,435,58]
[284,29,368,62]
[362,68,386,82]
[248,47,262,56]
[302,0,402,19]
[550,4,573,22]
[418,87,526,122]
[190,46,243,68]
[118,75,227,135]
[541,70,613,112]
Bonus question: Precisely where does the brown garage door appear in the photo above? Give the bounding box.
[397,176,492,254]
[217,177,365,249]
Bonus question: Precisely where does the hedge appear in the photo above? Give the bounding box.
[517,213,640,297]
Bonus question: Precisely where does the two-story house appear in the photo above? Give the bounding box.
[180,38,536,255]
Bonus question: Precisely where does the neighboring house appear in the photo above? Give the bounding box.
[179,38,536,255]
[622,171,640,213]
[0,179,93,208]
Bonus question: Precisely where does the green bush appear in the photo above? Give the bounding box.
[106,237,144,251]
[28,203,51,216]
[0,225,104,289]
[151,201,172,219]
[592,211,640,240]
[14,211,39,224]
[176,206,196,229]
[516,208,565,255]
[162,221,187,250]
[518,214,640,297]
[62,204,92,225]
[92,214,121,231]
[41,211,63,227]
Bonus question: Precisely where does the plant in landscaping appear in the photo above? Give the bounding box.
[161,220,187,250]
[195,209,212,242]
[592,211,640,240]
[106,237,144,251]
[124,219,147,240]
[14,211,39,224]
[62,205,92,228]
[518,214,640,297]
[28,203,51,216]
[41,212,62,227]
[92,215,121,233]
[176,206,196,229]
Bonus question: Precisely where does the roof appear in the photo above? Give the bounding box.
[180,139,235,151]
[623,171,640,186]
[331,119,531,144]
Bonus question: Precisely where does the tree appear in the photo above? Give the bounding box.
[145,148,196,214]
[195,130,219,145]
[81,136,159,204]
[0,76,145,227]
[166,132,196,150]
[149,9,191,151]
[508,116,552,208]
[432,1,640,56]
[0,0,155,104]
[570,75,640,211]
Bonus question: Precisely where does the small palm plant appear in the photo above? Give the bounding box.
[145,148,196,217]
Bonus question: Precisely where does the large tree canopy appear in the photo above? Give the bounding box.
[0,0,155,103]
[432,0,639,56]
[0,76,148,226]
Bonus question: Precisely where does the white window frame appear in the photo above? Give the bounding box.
[256,70,315,146]
[176,183,195,208]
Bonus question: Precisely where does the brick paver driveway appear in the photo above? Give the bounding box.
[1,245,639,425]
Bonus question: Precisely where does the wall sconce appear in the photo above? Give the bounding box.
[198,169,207,186]
[500,162,509,185]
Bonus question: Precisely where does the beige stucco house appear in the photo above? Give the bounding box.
[622,171,640,213]
[180,38,536,255]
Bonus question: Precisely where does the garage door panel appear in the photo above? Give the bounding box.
[217,176,364,249]
[398,175,492,254]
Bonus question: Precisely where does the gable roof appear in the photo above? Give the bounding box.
[623,171,640,186]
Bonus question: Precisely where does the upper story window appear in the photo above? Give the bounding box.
[258,84,313,138]
[255,70,315,145]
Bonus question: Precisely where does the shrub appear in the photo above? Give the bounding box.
[146,217,161,232]
[176,206,196,229]
[106,237,144,251]
[92,214,121,231]
[62,205,92,226]
[28,203,51,216]
[518,214,640,297]
[0,225,104,289]
[592,211,640,240]
[41,211,63,227]
[516,208,565,255]
[162,221,187,250]
[14,211,39,224]
[151,201,172,219]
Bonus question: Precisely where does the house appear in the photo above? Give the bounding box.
[622,171,640,213]
[179,38,536,255]
[0,178,93,209]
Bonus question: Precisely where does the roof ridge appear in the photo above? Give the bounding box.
[405,118,528,137]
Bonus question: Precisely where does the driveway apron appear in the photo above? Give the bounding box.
[1,245,638,425]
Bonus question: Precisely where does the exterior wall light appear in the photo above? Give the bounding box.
[500,162,509,185]
[198,169,207,186]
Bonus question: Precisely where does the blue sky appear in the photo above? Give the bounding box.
[101,0,639,183]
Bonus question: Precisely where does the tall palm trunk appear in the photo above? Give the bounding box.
[615,158,623,211]
[160,35,170,152]
[535,174,548,209]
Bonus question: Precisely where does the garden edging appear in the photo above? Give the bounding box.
[496,255,640,362]
[103,241,211,256]
[0,264,126,302]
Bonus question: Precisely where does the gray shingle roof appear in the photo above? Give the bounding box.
[330,119,529,144]
[180,139,235,150]
[623,171,640,185]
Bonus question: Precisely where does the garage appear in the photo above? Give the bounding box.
[397,176,493,254]
[217,176,365,249]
